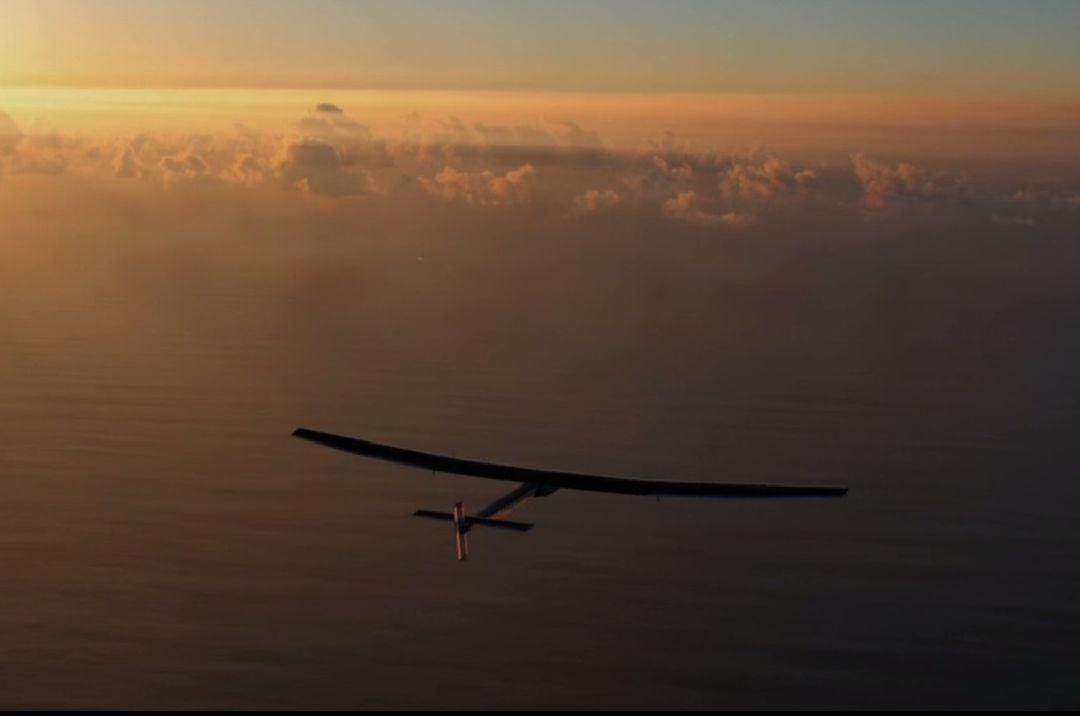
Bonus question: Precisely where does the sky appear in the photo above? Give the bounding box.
[1,0,1078,224]
[1,0,1079,238]
[2,0,1080,94]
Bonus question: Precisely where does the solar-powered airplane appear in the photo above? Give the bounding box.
[293,428,848,561]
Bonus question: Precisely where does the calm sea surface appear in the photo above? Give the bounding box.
[1,214,1078,708]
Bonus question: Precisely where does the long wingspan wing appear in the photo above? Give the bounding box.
[293,428,848,498]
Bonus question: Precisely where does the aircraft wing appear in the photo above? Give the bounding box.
[292,428,848,498]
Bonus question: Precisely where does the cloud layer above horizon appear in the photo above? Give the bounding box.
[4,97,1080,239]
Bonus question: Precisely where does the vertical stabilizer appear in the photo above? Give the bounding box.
[452,502,468,561]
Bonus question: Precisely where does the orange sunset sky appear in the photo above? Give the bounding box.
[2,1,1079,224]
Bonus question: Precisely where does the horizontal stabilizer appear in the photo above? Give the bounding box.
[468,515,534,532]
[413,510,533,531]
[414,509,456,522]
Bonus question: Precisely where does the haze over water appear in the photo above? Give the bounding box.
[3,1,1080,708]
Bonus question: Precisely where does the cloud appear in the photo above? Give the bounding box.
[495,163,536,196]
[438,115,471,143]
[575,188,622,213]
[158,152,218,188]
[646,130,687,155]
[421,163,536,206]
[17,131,71,152]
[626,133,740,202]
[468,120,605,150]
[852,152,968,210]
[7,130,74,175]
[12,155,69,176]
[338,139,394,168]
[473,123,540,146]
[653,156,694,182]
[9,105,1047,233]
[663,191,756,229]
[296,104,373,142]
[628,153,696,201]
[223,152,269,188]
[720,156,819,201]
[1007,186,1080,212]
[552,121,604,149]
[0,111,21,155]
[408,117,607,158]
[274,137,371,196]
[622,134,825,225]
[112,140,144,178]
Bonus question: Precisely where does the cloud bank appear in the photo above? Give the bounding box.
[1,102,1075,233]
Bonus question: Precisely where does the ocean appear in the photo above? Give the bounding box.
[2,203,1078,708]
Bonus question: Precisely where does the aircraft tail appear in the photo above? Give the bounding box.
[414,501,533,561]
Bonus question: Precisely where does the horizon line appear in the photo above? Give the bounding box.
[3,82,1080,104]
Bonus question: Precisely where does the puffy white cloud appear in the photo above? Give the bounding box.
[720,156,818,200]
[1,128,86,176]
[274,137,371,197]
[158,152,218,188]
[628,153,697,201]
[852,152,968,210]
[492,163,535,198]
[108,136,157,179]
[626,133,750,205]
[653,156,694,182]
[646,130,687,155]
[6,132,72,176]
[623,135,825,224]
[223,152,269,188]
[421,163,536,206]
[112,141,144,178]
